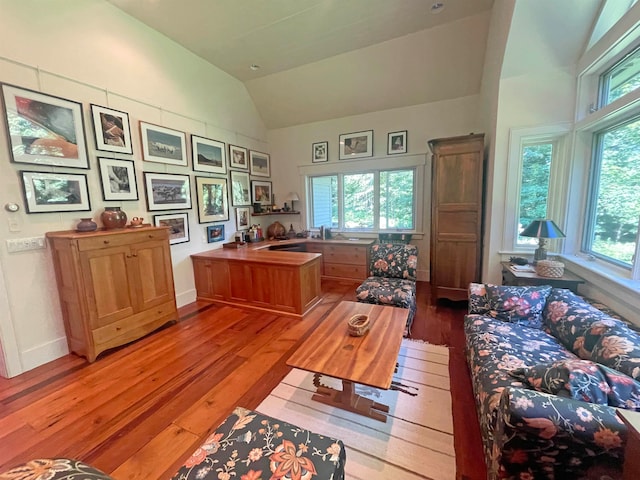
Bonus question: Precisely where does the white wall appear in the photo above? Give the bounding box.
[267,95,483,280]
[0,0,267,376]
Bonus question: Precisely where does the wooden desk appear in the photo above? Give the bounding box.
[501,261,584,293]
[287,301,408,422]
[616,410,640,480]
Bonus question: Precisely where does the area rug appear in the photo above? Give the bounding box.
[257,339,455,480]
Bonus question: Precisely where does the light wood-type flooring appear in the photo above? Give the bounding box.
[0,280,486,480]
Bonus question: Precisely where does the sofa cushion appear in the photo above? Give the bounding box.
[511,358,640,409]
[590,323,640,380]
[485,284,552,328]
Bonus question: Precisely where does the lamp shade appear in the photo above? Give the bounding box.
[520,219,565,239]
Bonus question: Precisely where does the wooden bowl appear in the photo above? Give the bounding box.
[347,314,370,337]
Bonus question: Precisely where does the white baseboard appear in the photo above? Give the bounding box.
[20,336,69,374]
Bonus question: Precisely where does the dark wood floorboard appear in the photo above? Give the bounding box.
[0,280,486,479]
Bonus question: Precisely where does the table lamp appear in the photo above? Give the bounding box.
[286,192,300,212]
[520,219,565,263]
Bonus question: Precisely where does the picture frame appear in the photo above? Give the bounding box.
[230,170,251,206]
[207,224,225,243]
[20,170,91,213]
[249,150,271,177]
[235,206,250,231]
[90,104,133,154]
[251,180,272,206]
[191,135,226,174]
[1,83,89,168]
[143,172,192,211]
[339,130,373,160]
[388,130,407,155]
[195,176,229,223]
[98,157,139,201]
[229,144,248,170]
[154,212,190,245]
[140,121,188,166]
[312,141,328,163]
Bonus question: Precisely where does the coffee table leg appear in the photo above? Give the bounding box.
[311,378,390,423]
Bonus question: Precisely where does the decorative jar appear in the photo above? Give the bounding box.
[76,218,97,232]
[101,207,127,229]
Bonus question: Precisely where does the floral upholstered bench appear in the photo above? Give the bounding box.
[171,406,346,480]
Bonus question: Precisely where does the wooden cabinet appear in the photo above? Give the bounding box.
[428,134,484,301]
[47,227,177,362]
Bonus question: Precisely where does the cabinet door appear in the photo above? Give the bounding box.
[80,245,136,329]
[129,239,175,311]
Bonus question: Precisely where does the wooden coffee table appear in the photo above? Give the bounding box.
[287,300,409,422]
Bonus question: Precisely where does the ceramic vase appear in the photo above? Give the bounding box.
[101,207,127,229]
[76,217,98,232]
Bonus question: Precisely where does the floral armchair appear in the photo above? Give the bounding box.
[355,243,418,336]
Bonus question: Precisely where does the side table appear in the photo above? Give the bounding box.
[500,261,584,294]
[617,409,640,479]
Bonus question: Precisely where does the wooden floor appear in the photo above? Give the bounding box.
[0,280,486,479]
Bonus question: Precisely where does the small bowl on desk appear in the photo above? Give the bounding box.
[347,314,370,337]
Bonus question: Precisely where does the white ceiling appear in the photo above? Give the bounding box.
[106,0,601,129]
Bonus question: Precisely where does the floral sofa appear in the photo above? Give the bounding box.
[465,283,640,479]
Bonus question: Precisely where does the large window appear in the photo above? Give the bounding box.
[309,168,415,231]
[584,116,640,267]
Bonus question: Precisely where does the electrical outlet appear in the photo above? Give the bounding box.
[6,236,46,253]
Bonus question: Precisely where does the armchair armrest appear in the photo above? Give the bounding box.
[491,387,625,479]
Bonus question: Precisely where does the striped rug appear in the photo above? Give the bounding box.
[257,340,455,480]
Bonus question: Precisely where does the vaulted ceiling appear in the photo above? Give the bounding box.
[106,0,602,129]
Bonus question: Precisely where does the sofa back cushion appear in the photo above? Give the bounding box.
[510,358,640,409]
[467,283,551,328]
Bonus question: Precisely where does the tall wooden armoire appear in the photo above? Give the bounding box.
[428,133,485,301]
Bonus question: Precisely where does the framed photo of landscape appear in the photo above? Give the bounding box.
[98,157,138,201]
[312,141,328,163]
[143,172,192,211]
[249,150,270,177]
[229,144,248,170]
[154,212,190,245]
[195,176,229,223]
[1,83,89,168]
[90,104,133,154]
[339,130,373,160]
[20,170,91,213]
[230,170,251,206]
[191,135,226,174]
[387,130,407,155]
[140,121,188,166]
[251,180,272,206]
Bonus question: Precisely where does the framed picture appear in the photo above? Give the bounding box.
[251,180,272,206]
[207,224,225,243]
[140,121,188,166]
[388,130,407,155]
[90,104,133,154]
[312,141,328,163]
[20,171,90,213]
[191,135,226,174]
[235,206,250,231]
[229,144,248,170]
[249,150,271,177]
[154,212,190,245]
[143,172,192,211]
[230,170,251,206]
[339,130,373,160]
[1,83,89,168]
[195,176,229,223]
[98,157,138,201]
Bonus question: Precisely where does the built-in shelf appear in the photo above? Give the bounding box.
[252,211,300,216]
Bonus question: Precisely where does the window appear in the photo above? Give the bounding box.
[309,168,415,231]
[584,116,640,267]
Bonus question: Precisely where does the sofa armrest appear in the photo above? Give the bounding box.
[491,387,625,479]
